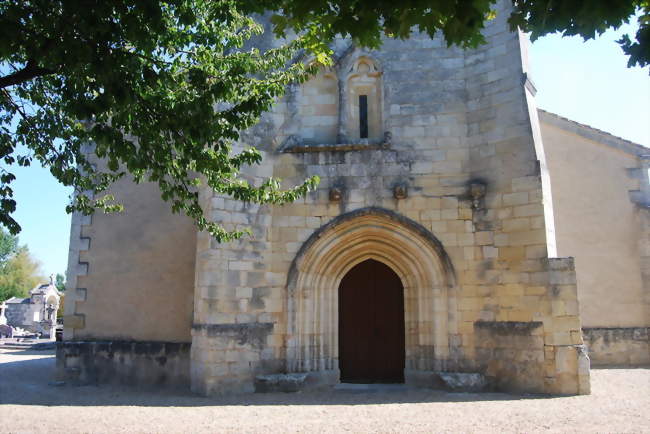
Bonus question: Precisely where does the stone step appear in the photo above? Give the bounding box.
[437,372,488,392]
[254,373,308,393]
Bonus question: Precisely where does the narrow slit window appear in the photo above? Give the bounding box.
[359,95,368,139]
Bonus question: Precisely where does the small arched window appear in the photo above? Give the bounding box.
[346,58,382,142]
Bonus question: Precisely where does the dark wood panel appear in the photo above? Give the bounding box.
[339,259,405,383]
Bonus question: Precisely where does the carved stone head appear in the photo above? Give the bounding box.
[329,187,343,202]
[469,182,487,209]
[393,184,408,200]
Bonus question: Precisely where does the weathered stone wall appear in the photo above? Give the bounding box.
[59,1,594,395]
[6,284,61,337]
[63,160,197,343]
[190,0,588,396]
[191,144,278,394]
[57,341,191,388]
[539,112,650,328]
[474,320,545,391]
[582,327,650,366]
[5,303,32,329]
[539,110,650,367]
[639,205,650,327]
[298,69,340,145]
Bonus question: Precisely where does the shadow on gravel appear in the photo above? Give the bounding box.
[0,350,561,408]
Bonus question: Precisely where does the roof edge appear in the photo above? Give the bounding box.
[537,109,648,157]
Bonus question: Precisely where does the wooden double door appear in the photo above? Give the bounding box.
[338,259,405,383]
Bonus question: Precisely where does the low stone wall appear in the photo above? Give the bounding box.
[474,321,546,392]
[6,304,32,329]
[582,327,650,367]
[56,341,191,388]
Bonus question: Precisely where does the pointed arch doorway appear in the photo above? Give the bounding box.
[339,259,405,383]
[286,208,457,387]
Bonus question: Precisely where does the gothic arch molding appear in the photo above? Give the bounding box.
[286,207,457,382]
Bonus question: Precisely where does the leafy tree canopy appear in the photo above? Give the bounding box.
[1,1,647,243]
[55,273,66,318]
[55,273,66,292]
[0,227,18,263]
[0,229,45,301]
[1,1,318,242]
[255,0,649,67]
[57,293,65,320]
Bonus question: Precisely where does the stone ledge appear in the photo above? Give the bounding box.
[583,327,650,342]
[192,322,273,349]
[474,320,543,335]
[58,340,191,355]
[281,142,391,153]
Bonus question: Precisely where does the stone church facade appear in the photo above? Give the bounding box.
[57,1,649,395]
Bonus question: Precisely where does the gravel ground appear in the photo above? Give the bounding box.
[1,348,649,433]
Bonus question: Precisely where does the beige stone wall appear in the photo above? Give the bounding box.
[582,327,649,366]
[64,176,196,343]
[61,1,593,393]
[298,69,339,144]
[190,0,589,396]
[539,115,650,329]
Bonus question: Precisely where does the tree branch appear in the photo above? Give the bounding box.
[0,60,54,89]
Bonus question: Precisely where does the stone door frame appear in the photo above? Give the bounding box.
[285,207,457,386]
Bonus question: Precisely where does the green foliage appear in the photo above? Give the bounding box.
[1,0,319,242]
[55,273,66,292]
[57,293,65,319]
[510,0,650,68]
[0,227,18,264]
[247,0,497,56]
[0,244,45,302]
[251,0,649,67]
[617,7,650,67]
[0,1,646,245]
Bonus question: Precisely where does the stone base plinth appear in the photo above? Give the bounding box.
[583,327,650,367]
[56,340,191,388]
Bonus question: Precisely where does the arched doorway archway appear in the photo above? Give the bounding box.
[285,207,457,386]
[339,259,405,383]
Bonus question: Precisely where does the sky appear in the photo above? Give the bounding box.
[530,22,649,147]
[4,23,650,278]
